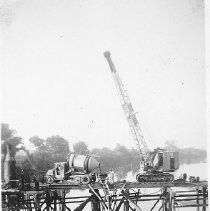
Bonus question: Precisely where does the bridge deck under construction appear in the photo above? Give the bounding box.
[1,180,208,211]
[41,180,208,189]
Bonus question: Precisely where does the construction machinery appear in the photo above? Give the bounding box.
[45,154,100,185]
[104,51,179,182]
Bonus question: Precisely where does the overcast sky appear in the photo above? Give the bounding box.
[1,0,206,151]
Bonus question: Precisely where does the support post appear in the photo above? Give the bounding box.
[164,187,172,211]
[88,184,108,210]
[135,189,140,204]
[196,188,200,211]
[91,189,101,211]
[54,190,58,211]
[26,192,32,211]
[35,193,41,211]
[124,189,129,211]
[115,197,125,211]
[46,190,51,211]
[169,188,175,211]
[164,188,168,211]
[122,189,142,211]
[150,191,165,211]
[59,190,66,211]
[124,200,129,211]
[159,188,168,211]
[74,195,94,211]
[203,187,207,211]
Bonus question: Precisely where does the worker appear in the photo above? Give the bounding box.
[107,169,114,184]
[56,164,62,175]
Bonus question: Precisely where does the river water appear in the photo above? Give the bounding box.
[66,162,208,211]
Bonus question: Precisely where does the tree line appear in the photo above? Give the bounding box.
[1,123,207,179]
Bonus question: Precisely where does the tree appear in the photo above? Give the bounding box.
[1,123,14,140]
[31,148,54,171]
[73,141,89,155]
[91,147,115,172]
[1,123,23,157]
[30,135,70,172]
[29,136,45,148]
[45,136,70,161]
[1,123,23,180]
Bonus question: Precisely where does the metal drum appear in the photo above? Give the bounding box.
[68,154,99,173]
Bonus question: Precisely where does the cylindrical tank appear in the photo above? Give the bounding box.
[68,154,100,173]
[4,144,16,185]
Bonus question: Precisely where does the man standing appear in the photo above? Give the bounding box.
[107,169,114,184]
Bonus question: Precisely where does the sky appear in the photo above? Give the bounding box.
[1,0,206,151]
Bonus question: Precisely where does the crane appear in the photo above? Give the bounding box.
[104,51,179,182]
[103,51,148,172]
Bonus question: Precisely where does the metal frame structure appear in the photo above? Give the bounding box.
[104,51,148,167]
[1,181,208,211]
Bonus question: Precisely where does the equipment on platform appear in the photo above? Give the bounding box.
[46,154,100,185]
[104,51,179,183]
[136,150,179,182]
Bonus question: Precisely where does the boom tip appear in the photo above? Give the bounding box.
[104,51,111,58]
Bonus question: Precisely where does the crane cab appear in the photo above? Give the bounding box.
[46,162,68,183]
[152,151,179,172]
[54,162,68,179]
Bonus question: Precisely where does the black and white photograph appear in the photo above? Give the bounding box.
[1,0,208,210]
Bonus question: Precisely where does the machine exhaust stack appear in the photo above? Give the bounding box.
[4,144,16,187]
